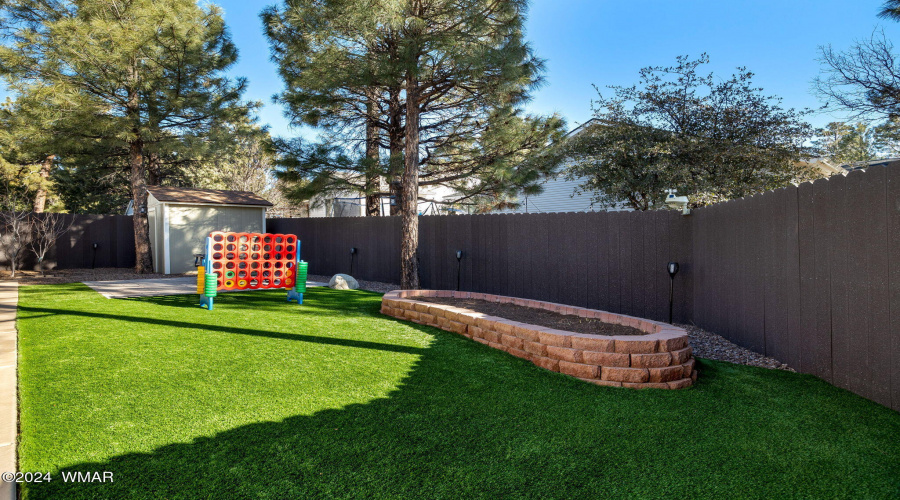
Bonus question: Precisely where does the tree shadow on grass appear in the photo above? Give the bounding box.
[22,342,900,499]
[17,286,900,499]
[17,303,423,357]
[19,286,411,354]
[121,287,381,313]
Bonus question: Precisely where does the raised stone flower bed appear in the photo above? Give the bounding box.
[381,290,697,389]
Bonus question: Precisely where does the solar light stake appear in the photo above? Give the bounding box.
[456,250,463,291]
[667,262,680,324]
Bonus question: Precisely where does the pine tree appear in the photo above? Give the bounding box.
[263,0,399,216]
[0,90,63,212]
[0,0,249,273]
[879,0,900,20]
[265,0,561,288]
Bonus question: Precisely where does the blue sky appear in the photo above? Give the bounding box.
[217,0,900,137]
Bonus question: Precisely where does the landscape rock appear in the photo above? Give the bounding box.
[329,274,359,290]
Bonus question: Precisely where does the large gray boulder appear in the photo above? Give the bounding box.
[329,274,359,290]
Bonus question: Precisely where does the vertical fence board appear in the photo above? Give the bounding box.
[474,215,488,292]
[691,208,708,329]
[442,215,456,291]
[589,212,608,311]
[887,164,900,411]
[648,213,663,320]
[606,213,621,313]
[418,217,433,289]
[765,189,789,361]
[548,214,567,305]
[862,166,892,407]
[506,215,522,299]
[531,214,551,302]
[496,215,509,298]
[573,212,589,308]
[747,195,767,353]
[797,182,817,376]
[631,212,647,319]
[829,176,852,392]
[492,215,504,295]
[813,179,835,382]
[783,188,802,371]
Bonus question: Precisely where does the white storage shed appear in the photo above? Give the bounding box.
[146,187,272,274]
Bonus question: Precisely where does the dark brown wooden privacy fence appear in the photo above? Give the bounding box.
[2,165,899,411]
[693,167,900,411]
[269,211,694,324]
[0,214,135,270]
[270,164,900,412]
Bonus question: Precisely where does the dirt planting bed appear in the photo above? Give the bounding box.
[417,297,645,336]
[382,290,697,390]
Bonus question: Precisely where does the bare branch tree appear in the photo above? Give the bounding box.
[816,31,900,120]
[0,190,31,278]
[29,213,72,276]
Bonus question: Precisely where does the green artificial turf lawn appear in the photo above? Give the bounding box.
[15,284,900,499]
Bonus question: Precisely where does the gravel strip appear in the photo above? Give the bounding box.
[677,323,794,371]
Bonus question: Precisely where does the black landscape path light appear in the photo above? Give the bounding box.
[456,250,464,291]
[91,242,99,269]
[667,262,679,324]
[349,247,357,275]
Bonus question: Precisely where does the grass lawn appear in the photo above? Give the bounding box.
[16,284,900,499]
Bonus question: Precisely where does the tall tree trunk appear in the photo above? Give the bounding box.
[364,95,381,216]
[128,82,153,274]
[130,137,153,274]
[147,152,161,186]
[388,88,404,216]
[32,154,55,213]
[400,75,420,289]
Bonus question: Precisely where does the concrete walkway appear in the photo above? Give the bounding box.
[84,277,328,299]
[0,282,16,500]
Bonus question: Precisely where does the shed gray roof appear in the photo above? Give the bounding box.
[147,186,273,207]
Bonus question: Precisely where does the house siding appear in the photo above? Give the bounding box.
[499,174,631,214]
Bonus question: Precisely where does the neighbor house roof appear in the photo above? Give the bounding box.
[146,186,273,207]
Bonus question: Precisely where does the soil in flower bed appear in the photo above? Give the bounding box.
[416,297,647,336]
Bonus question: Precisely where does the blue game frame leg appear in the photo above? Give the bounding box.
[287,290,303,304]
[200,295,214,310]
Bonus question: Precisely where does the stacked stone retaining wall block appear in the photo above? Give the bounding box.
[381,290,697,389]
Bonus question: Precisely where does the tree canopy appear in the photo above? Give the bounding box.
[525,55,819,211]
[0,0,252,271]
[264,0,563,288]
